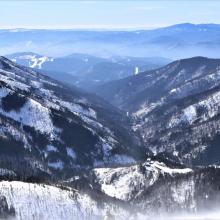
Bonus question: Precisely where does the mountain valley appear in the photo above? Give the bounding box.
[0,56,220,219]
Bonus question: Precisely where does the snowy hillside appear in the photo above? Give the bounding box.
[1,179,220,220]
[92,57,220,165]
[93,159,192,201]
[0,145,219,219]
[6,52,53,69]
[67,157,220,216]
[0,56,141,179]
[0,157,219,219]
[0,181,130,220]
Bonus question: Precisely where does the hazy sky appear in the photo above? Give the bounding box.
[0,0,220,29]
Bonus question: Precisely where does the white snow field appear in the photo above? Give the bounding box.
[0,181,129,220]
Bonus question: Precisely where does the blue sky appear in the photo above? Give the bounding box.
[0,0,220,29]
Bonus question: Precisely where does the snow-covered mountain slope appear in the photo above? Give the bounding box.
[92,57,220,165]
[6,52,53,69]
[92,57,220,110]
[0,56,142,179]
[0,181,130,220]
[65,157,220,216]
[1,159,215,219]
[0,158,220,219]
[93,158,192,201]
[6,52,79,86]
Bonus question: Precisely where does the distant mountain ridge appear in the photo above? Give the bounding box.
[2,23,220,58]
[6,52,170,89]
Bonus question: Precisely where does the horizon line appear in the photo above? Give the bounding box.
[0,22,219,31]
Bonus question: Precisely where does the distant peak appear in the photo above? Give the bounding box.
[179,56,219,62]
[163,23,220,30]
[167,56,220,69]
[163,23,195,29]
[174,23,195,27]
